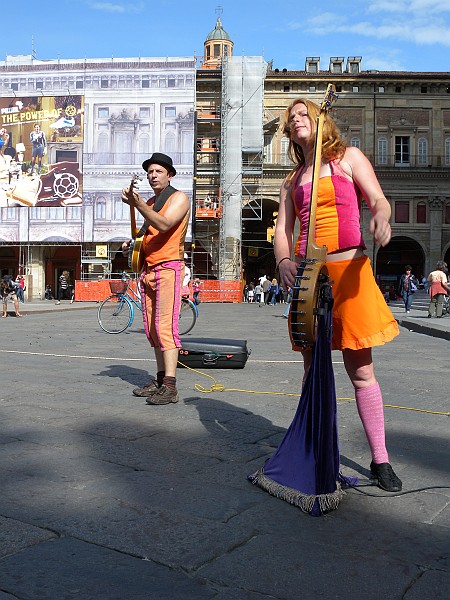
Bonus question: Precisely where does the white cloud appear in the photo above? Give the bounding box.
[367,0,450,15]
[305,11,450,47]
[87,1,144,13]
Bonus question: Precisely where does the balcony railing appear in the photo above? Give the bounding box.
[263,154,449,169]
[84,152,193,166]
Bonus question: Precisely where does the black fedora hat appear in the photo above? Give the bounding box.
[142,152,176,176]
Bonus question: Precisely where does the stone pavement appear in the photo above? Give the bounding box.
[0,299,449,599]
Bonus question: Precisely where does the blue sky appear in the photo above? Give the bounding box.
[5,0,450,72]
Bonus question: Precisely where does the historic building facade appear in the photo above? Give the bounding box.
[0,55,195,298]
[262,60,450,285]
[1,16,449,297]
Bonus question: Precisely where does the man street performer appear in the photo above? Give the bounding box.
[275,97,402,492]
[121,153,190,405]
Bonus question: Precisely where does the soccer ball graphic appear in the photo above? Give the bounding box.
[54,172,79,199]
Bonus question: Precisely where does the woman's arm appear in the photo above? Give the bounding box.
[274,177,298,290]
[342,146,391,247]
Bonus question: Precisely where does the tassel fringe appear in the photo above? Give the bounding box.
[248,468,345,516]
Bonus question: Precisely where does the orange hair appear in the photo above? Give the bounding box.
[282,97,346,171]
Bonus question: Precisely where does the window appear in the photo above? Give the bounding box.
[445,204,450,224]
[378,86,385,93]
[30,207,44,219]
[264,134,273,163]
[395,136,410,165]
[283,85,290,93]
[417,137,428,165]
[352,86,359,93]
[6,207,17,220]
[96,197,106,219]
[165,132,176,154]
[445,137,450,165]
[416,202,426,223]
[98,107,109,118]
[395,201,409,223]
[350,137,361,148]
[335,85,342,93]
[165,107,176,118]
[48,207,65,220]
[214,44,221,57]
[168,78,176,88]
[10,83,18,91]
[101,78,108,88]
[306,58,319,73]
[142,79,150,88]
[139,107,150,118]
[421,85,427,94]
[378,137,388,165]
[332,62,342,73]
[36,80,43,89]
[280,136,291,166]
[76,80,84,89]
[67,206,81,220]
[114,197,129,220]
[309,85,316,93]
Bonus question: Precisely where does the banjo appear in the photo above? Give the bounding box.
[289,84,338,349]
[127,174,146,273]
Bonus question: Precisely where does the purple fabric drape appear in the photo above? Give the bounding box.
[249,285,356,516]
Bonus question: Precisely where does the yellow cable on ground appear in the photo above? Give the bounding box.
[178,360,450,416]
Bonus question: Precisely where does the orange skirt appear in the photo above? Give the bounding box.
[325,255,399,351]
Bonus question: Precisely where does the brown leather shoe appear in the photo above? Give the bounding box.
[132,379,160,397]
[145,384,179,405]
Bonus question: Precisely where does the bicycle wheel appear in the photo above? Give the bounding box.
[98,294,132,334]
[179,298,197,335]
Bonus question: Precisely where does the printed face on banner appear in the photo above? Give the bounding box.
[0,95,84,208]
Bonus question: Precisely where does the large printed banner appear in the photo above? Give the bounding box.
[0,95,84,207]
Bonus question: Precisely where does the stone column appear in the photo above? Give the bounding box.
[428,196,444,272]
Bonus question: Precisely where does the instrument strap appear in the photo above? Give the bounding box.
[152,184,177,213]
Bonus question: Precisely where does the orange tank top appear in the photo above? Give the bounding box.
[141,192,189,267]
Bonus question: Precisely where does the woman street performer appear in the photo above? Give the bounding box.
[274,97,402,492]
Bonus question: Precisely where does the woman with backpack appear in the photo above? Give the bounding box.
[1,276,22,317]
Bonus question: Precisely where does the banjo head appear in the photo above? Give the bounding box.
[289,260,331,349]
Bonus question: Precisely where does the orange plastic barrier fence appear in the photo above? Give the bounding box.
[74,279,241,303]
[194,280,241,303]
[74,279,139,302]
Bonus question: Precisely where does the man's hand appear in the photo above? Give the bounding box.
[121,240,131,256]
[122,187,142,207]
[369,212,391,247]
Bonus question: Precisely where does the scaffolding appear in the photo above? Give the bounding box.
[219,56,267,280]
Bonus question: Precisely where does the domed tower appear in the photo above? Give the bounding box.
[202,15,233,69]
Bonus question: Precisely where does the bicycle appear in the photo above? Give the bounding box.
[97,277,198,335]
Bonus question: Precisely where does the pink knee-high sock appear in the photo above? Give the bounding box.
[355,382,389,464]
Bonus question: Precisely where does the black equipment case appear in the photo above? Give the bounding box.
[178,338,250,369]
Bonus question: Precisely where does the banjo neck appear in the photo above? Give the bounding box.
[306,84,338,261]
[128,174,142,240]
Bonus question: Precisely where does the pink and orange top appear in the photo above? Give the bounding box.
[292,160,365,256]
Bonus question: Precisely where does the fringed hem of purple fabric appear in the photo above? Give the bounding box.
[248,468,346,517]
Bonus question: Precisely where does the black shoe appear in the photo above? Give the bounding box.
[370,461,402,492]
